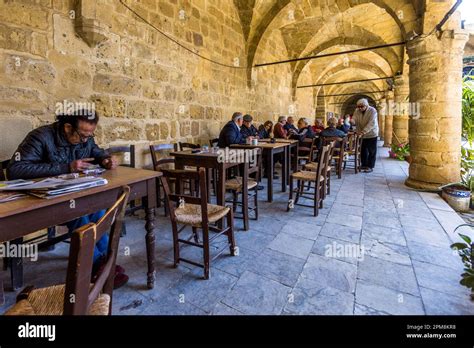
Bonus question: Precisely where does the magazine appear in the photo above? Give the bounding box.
[0,191,27,203]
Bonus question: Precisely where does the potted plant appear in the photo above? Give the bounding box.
[389,143,410,162]
[441,76,474,212]
[450,225,474,300]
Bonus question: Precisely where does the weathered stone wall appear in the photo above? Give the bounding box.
[0,0,295,166]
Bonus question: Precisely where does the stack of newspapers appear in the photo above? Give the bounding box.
[0,176,108,200]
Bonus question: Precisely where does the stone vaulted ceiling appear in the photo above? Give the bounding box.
[233,0,423,103]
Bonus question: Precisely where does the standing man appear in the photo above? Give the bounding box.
[353,98,379,173]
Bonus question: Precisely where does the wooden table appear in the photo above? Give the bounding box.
[0,167,160,290]
[259,139,299,183]
[231,142,289,202]
[171,150,243,208]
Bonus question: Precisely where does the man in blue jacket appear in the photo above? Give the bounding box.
[218,112,246,147]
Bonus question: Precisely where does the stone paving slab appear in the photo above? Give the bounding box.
[2,145,474,315]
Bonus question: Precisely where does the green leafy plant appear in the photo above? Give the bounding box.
[389,143,410,161]
[451,224,474,299]
[461,76,474,191]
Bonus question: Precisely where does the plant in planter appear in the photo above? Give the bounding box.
[441,76,474,211]
[389,143,410,161]
[450,225,474,300]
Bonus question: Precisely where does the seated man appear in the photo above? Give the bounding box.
[311,118,325,133]
[7,109,128,289]
[240,114,259,140]
[284,116,298,135]
[273,116,288,139]
[337,115,352,133]
[321,117,348,138]
[218,112,247,148]
[258,121,273,139]
[290,118,316,159]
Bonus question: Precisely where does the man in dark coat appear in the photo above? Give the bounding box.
[240,114,259,140]
[7,109,128,288]
[218,112,246,148]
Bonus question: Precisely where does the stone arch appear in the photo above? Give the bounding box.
[244,0,417,85]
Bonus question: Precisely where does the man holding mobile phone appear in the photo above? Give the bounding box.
[6,109,128,289]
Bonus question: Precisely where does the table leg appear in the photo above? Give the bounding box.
[9,238,23,290]
[282,148,288,193]
[267,150,274,202]
[0,279,4,305]
[216,163,226,229]
[144,179,157,289]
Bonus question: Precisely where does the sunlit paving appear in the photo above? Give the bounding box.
[0,0,474,345]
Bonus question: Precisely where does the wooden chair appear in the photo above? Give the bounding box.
[225,148,261,231]
[0,159,9,181]
[304,141,335,198]
[161,168,236,279]
[150,144,178,216]
[296,138,318,169]
[4,186,130,315]
[322,136,347,179]
[209,138,219,148]
[287,145,330,217]
[344,132,362,174]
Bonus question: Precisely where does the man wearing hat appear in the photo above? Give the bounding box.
[240,114,259,141]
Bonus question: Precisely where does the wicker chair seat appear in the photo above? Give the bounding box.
[175,203,230,227]
[4,284,110,316]
[291,171,325,182]
[304,162,331,172]
[225,177,258,192]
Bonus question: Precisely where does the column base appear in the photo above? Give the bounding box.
[405,177,442,191]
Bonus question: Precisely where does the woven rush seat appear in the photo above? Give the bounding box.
[291,170,324,182]
[304,162,332,172]
[4,284,110,316]
[175,203,230,227]
[225,177,258,192]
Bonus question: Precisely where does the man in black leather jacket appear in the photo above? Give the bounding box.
[7,110,128,289]
[7,111,115,179]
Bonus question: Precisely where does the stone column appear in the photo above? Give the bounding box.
[406,30,468,190]
[383,91,394,147]
[377,97,386,141]
[392,74,410,145]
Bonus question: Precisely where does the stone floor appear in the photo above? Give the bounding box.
[2,143,474,315]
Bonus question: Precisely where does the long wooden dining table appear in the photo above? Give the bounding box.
[0,167,160,290]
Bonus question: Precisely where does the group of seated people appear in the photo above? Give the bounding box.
[218,112,354,148]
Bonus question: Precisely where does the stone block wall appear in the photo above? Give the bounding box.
[0,0,308,165]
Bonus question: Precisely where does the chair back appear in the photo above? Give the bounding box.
[105,145,135,168]
[317,144,330,179]
[322,136,347,156]
[160,168,209,225]
[63,186,130,315]
[177,142,200,151]
[0,159,10,181]
[150,144,175,171]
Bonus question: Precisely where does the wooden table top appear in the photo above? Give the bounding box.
[0,167,160,218]
[230,142,288,149]
[259,139,299,144]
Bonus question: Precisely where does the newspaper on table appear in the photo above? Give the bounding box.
[0,176,108,199]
